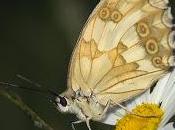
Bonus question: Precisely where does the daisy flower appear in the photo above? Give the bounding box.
[102,69,175,130]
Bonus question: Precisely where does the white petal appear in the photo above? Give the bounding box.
[134,90,150,105]
[101,113,119,125]
[150,73,170,104]
[160,71,175,126]
[159,122,175,130]
[161,70,175,101]
[101,107,124,125]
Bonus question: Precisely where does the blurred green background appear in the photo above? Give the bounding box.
[0,0,174,130]
[0,0,114,130]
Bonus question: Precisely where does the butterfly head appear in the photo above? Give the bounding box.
[55,95,70,112]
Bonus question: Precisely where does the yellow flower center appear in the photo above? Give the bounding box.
[115,103,164,130]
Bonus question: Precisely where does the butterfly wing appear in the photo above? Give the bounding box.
[67,0,174,106]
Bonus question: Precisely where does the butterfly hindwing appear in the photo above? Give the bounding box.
[68,0,174,106]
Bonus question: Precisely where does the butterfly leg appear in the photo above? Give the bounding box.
[71,120,83,130]
[111,101,146,117]
[113,102,158,118]
[112,102,129,113]
[85,117,92,130]
[100,100,131,118]
[110,100,133,115]
[100,100,111,118]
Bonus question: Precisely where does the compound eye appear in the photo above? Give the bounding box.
[59,96,67,107]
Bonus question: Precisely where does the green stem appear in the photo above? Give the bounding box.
[0,90,54,130]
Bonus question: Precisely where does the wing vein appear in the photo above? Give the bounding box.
[85,17,98,82]
[93,57,147,90]
[96,69,163,94]
[100,88,145,95]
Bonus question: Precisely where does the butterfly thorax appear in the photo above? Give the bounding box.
[72,95,105,121]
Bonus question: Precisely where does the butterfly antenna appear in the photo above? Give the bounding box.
[16,74,59,97]
[0,75,60,104]
[16,74,42,88]
[0,82,59,98]
[0,81,60,107]
[0,81,48,94]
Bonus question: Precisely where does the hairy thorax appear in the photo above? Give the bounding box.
[71,95,105,121]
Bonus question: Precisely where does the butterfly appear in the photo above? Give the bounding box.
[51,0,174,130]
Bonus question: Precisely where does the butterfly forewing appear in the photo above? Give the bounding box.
[68,0,174,106]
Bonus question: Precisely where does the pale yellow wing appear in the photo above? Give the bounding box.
[67,0,174,106]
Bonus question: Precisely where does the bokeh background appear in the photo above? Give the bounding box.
[0,0,174,130]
